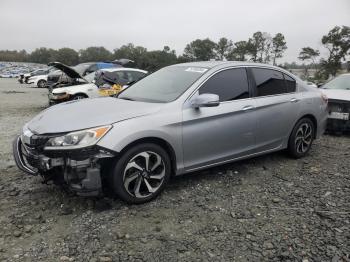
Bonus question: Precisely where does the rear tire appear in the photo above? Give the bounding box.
[37,80,46,88]
[110,143,171,204]
[287,118,315,158]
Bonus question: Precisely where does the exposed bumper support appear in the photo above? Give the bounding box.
[13,135,114,196]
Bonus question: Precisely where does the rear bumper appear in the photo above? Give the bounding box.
[13,135,114,196]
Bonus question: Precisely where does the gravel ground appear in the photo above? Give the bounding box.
[0,78,349,262]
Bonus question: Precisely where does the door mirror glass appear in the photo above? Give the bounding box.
[191,93,220,108]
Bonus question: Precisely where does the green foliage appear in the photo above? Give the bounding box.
[320,25,350,77]
[79,46,113,63]
[215,37,233,60]
[0,50,28,62]
[226,41,249,61]
[29,47,57,64]
[272,33,287,65]
[183,38,217,61]
[55,48,79,66]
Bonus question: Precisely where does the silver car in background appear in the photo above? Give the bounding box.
[13,62,328,203]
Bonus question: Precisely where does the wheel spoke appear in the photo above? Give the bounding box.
[144,178,157,193]
[133,176,142,198]
[150,169,165,180]
[125,161,143,172]
[151,154,162,171]
[124,173,139,189]
[139,152,151,171]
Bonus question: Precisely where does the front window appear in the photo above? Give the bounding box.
[119,66,208,102]
[322,75,350,90]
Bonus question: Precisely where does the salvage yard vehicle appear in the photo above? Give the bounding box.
[47,62,147,104]
[46,61,125,88]
[320,74,350,133]
[27,73,50,88]
[13,61,328,204]
[19,68,50,84]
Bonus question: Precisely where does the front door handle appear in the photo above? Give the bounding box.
[242,105,254,111]
[290,98,300,103]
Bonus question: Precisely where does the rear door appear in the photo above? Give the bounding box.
[182,67,257,171]
[249,67,300,151]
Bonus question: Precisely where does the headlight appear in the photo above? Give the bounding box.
[44,125,111,150]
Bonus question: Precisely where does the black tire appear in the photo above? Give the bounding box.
[72,94,87,100]
[287,118,315,158]
[37,80,46,88]
[111,143,171,204]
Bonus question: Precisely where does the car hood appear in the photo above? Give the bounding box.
[52,83,96,94]
[320,89,350,101]
[48,62,86,81]
[27,97,162,134]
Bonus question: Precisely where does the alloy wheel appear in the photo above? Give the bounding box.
[123,151,166,198]
[295,122,313,154]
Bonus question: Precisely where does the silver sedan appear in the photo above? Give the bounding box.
[13,61,328,203]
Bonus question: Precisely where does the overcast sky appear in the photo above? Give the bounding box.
[1,0,349,63]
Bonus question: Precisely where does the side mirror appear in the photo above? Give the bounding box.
[191,93,220,108]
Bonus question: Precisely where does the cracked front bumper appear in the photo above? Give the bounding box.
[13,135,114,196]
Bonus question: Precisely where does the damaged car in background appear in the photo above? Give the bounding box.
[47,62,147,104]
[13,62,328,204]
[18,68,50,84]
[320,74,350,134]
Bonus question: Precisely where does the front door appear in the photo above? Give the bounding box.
[182,68,257,171]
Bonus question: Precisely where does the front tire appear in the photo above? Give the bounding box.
[37,80,46,88]
[111,143,171,204]
[72,94,87,100]
[288,118,315,158]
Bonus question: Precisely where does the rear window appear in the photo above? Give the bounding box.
[252,68,286,96]
[284,74,296,93]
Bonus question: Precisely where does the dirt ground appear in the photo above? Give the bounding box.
[0,78,349,262]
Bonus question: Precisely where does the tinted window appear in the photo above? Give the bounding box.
[199,68,249,102]
[284,74,296,92]
[252,68,286,96]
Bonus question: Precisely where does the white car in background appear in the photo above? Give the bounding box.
[27,74,49,88]
[48,63,147,105]
[320,74,350,133]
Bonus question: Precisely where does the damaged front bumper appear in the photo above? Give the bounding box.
[327,100,350,132]
[13,135,115,196]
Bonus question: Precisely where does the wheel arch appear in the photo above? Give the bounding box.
[118,137,177,175]
[72,92,89,98]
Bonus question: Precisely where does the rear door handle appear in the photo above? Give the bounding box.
[242,105,254,111]
[290,98,300,103]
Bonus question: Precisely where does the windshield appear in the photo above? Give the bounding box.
[322,75,350,90]
[84,72,96,83]
[72,64,91,75]
[118,66,208,102]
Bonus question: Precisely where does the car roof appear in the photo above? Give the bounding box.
[172,61,285,69]
[101,67,147,73]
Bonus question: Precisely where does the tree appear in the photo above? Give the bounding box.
[183,38,217,61]
[29,47,57,64]
[247,31,274,63]
[79,46,113,63]
[215,37,233,60]
[113,43,148,69]
[226,41,249,61]
[298,47,320,64]
[271,33,287,65]
[320,25,350,77]
[298,47,320,79]
[55,48,79,65]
